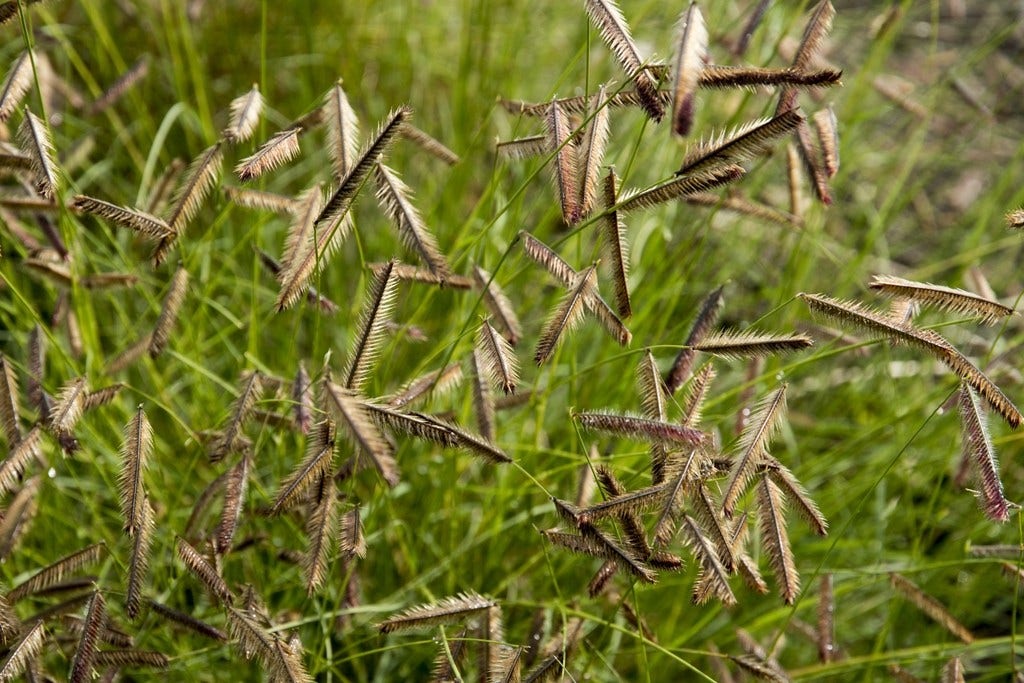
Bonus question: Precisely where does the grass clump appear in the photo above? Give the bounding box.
[0,1,1023,680]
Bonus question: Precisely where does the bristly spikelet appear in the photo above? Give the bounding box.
[734,0,769,57]
[223,186,301,214]
[324,80,360,179]
[958,385,1010,522]
[148,265,189,358]
[343,259,399,392]
[277,185,322,275]
[517,232,632,344]
[868,274,1013,325]
[679,514,736,605]
[574,411,704,446]
[7,542,105,603]
[0,355,21,445]
[274,194,354,312]
[799,292,954,356]
[889,573,975,644]
[477,319,519,395]
[723,384,788,517]
[147,600,228,642]
[601,169,631,318]
[765,457,828,535]
[222,84,263,144]
[384,362,463,408]
[495,134,548,160]
[373,163,452,279]
[0,427,40,497]
[125,496,155,620]
[49,377,87,440]
[690,330,813,358]
[544,98,580,225]
[943,657,965,683]
[119,406,153,535]
[666,285,725,395]
[543,528,657,582]
[671,2,707,137]
[812,107,839,177]
[776,0,836,116]
[340,504,366,560]
[237,125,304,182]
[470,348,496,442]
[0,620,44,682]
[0,51,33,123]
[577,479,670,525]
[208,370,263,462]
[756,473,799,604]
[576,85,611,220]
[270,420,335,514]
[942,345,1023,429]
[163,141,224,237]
[316,105,412,229]
[535,265,597,365]
[67,591,105,682]
[699,64,842,89]
[0,476,40,561]
[617,164,745,215]
[17,108,59,198]
[399,122,460,165]
[176,538,234,606]
[304,472,337,595]
[681,362,716,428]
[676,110,804,177]
[637,350,667,423]
[323,382,398,486]
[583,0,664,121]
[87,55,149,115]
[377,592,496,633]
[473,265,523,346]
[802,292,1023,426]
[518,230,577,287]
[796,115,833,205]
[214,453,250,556]
[637,349,670,482]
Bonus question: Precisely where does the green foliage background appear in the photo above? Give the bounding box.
[1,0,1024,680]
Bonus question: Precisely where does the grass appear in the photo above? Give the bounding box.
[1,0,1024,680]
